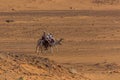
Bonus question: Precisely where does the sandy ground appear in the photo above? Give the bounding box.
[0,0,120,11]
[0,10,120,80]
[0,1,120,80]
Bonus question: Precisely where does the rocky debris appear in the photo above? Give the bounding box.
[18,77,24,80]
[0,52,86,80]
[92,0,119,5]
[108,70,120,74]
[93,62,120,71]
[69,68,78,74]
[63,62,120,75]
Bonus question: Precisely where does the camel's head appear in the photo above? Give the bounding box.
[58,38,64,45]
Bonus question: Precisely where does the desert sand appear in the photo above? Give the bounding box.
[0,0,120,80]
[0,0,120,11]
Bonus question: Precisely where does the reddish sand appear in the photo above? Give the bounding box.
[0,0,120,11]
[0,0,120,80]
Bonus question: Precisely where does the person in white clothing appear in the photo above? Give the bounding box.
[47,33,55,43]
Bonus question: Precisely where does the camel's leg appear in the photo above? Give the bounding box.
[37,46,42,54]
[40,46,43,54]
[55,46,58,53]
[50,47,53,53]
[36,45,38,53]
[37,46,40,55]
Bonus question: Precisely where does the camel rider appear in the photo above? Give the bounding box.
[41,31,47,41]
[47,33,55,44]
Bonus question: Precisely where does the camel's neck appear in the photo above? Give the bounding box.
[55,39,63,45]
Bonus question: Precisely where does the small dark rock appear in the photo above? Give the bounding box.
[5,20,14,23]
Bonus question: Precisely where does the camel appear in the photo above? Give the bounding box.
[36,38,63,54]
